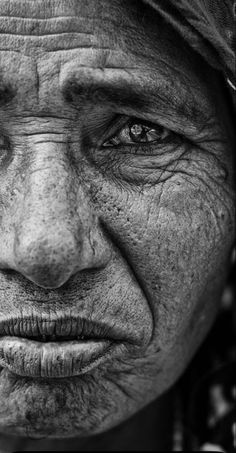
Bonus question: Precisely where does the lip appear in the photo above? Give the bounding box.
[0,315,129,378]
[0,315,133,342]
[0,336,121,378]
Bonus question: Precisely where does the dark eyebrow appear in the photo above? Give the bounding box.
[62,68,207,127]
[63,79,148,111]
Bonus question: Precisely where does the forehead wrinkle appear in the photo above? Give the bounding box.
[0,15,95,36]
[0,0,97,19]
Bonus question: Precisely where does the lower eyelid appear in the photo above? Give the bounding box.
[103,134,180,151]
[101,141,175,156]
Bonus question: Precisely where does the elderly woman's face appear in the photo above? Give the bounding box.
[0,0,234,439]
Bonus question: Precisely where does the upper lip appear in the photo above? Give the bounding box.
[0,315,135,344]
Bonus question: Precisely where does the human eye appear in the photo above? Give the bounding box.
[89,116,186,185]
[101,118,180,153]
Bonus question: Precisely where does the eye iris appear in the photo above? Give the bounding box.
[129,124,146,142]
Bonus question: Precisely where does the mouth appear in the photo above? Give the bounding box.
[0,316,128,379]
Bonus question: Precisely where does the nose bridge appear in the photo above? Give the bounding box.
[17,140,82,237]
[12,140,107,289]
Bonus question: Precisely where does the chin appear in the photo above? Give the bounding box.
[0,365,145,439]
[0,321,211,440]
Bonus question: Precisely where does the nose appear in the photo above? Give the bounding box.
[3,140,111,289]
[14,226,88,289]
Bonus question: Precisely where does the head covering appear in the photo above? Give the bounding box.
[143,0,236,107]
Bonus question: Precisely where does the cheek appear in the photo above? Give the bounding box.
[147,188,233,348]
[92,172,235,363]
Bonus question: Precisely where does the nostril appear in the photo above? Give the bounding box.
[22,263,73,289]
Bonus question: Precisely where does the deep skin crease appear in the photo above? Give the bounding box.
[0,0,235,447]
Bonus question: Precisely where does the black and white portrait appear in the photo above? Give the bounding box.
[0,1,235,451]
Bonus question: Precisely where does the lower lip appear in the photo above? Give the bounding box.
[0,336,117,378]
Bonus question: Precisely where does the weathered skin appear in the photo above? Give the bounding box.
[0,0,235,445]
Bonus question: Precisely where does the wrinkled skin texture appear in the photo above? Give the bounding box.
[0,0,235,443]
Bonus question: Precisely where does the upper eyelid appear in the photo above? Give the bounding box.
[127,118,159,128]
[104,117,164,139]
[113,102,208,140]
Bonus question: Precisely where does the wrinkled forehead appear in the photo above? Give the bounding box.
[0,0,109,24]
[0,0,120,55]
[0,0,203,72]
[0,0,223,122]
[0,0,140,110]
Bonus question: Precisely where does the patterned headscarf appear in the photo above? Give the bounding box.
[143,0,236,107]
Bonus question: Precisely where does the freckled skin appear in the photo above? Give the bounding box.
[0,0,235,445]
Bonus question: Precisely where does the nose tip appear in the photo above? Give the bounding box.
[14,231,81,289]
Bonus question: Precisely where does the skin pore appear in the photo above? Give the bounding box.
[0,0,235,450]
